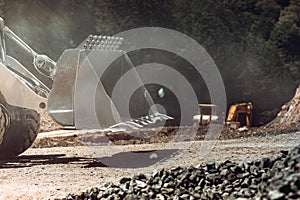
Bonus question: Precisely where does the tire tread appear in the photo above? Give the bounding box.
[0,103,40,159]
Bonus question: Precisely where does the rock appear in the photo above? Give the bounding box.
[268,190,285,200]
[133,173,147,181]
[241,178,250,188]
[156,193,165,200]
[206,161,216,171]
[227,172,236,181]
[280,150,289,156]
[180,193,189,199]
[135,180,147,188]
[238,126,248,132]
[161,187,174,194]
[278,183,291,195]
[124,194,139,200]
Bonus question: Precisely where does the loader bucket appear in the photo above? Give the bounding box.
[48,35,171,130]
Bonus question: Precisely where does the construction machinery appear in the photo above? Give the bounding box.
[225,102,253,129]
[192,102,253,129]
[192,104,219,126]
[0,18,172,158]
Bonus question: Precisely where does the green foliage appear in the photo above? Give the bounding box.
[252,0,281,39]
[0,0,4,16]
[244,34,285,77]
[94,0,175,34]
[273,0,300,81]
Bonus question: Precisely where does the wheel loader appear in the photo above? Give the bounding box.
[192,104,219,126]
[0,18,172,159]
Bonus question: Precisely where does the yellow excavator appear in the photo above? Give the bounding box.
[225,102,253,129]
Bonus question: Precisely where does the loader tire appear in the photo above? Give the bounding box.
[0,100,40,159]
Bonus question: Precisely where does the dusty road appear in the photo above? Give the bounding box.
[0,130,299,200]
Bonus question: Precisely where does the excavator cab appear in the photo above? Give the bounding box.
[225,102,253,129]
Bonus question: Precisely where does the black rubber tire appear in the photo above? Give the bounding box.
[0,97,40,159]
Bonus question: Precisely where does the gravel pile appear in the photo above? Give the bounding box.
[61,145,300,200]
[269,85,300,127]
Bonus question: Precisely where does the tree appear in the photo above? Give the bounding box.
[271,0,300,81]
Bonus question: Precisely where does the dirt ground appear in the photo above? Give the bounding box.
[1,85,300,200]
[0,128,299,200]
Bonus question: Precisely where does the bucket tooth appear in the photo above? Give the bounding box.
[108,113,173,131]
[80,34,124,51]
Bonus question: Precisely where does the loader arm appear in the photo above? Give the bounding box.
[0,18,56,80]
[0,18,50,113]
[226,104,238,122]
